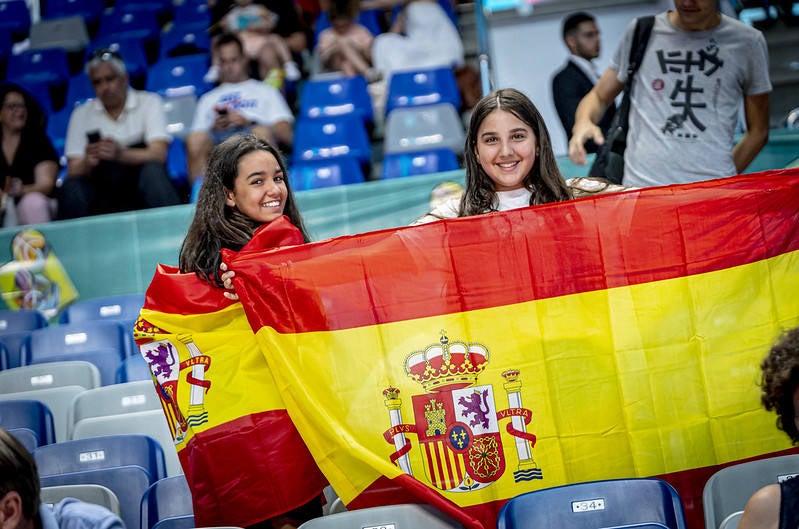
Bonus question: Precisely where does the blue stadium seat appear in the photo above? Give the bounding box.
[0,308,49,370]
[8,427,39,453]
[293,115,372,165]
[290,157,366,190]
[7,48,71,92]
[0,399,56,447]
[299,75,374,125]
[385,66,461,116]
[140,475,195,529]
[42,0,104,35]
[97,9,161,63]
[0,343,7,370]
[87,37,150,87]
[20,79,55,115]
[159,26,211,60]
[35,434,167,529]
[20,320,131,386]
[166,136,189,187]
[0,0,32,43]
[115,354,152,384]
[0,31,12,78]
[60,294,145,326]
[497,478,688,529]
[47,106,73,157]
[146,55,213,98]
[172,0,211,27]
[381,148,459,179]
[65,73,96,109]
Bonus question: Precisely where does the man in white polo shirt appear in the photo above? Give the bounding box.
[59,49,181,218]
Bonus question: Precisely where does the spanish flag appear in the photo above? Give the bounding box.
[224,169,799,529]
[133,225,328,527]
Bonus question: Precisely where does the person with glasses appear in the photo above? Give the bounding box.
[59,49,181,219]
[0,83,59,226]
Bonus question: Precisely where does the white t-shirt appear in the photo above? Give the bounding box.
[191,79,294,132]
[611,12,772,187]
[64,89,170,159]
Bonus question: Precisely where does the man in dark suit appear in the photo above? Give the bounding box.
[552,12,615,153]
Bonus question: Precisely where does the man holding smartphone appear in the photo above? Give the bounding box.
[186,32,294,189]
[59,49,181,218]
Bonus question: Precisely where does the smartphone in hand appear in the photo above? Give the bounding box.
[87,130,101,143]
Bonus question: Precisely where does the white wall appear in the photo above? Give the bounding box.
[485,0,672,156]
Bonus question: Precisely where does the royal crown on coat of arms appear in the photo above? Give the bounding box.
[404,330,489,392]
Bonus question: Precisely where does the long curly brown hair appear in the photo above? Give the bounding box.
[460,88,572,217]
[761,326,799,444]
[178,134,309,287]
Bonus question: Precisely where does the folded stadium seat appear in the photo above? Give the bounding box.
[703,454,799,529]
[65,73,96,110]
[0,399,56,447]
[298,504,463,529]
[42,0,104,37]
[113,0,173,28]
[383,103,465,156]
[47,106,73,158]
[41,484,122,516]
[0,31,12,79]
[67,380,180,477]
[116,354,153,384]
[34,434,167,529]
[0,386,87,442]
[290,157,366,191]
[67,380,161,439]
[497,478,687,529]
[159,25,211,60]
[0,343,7,371]
[97,9,162,64]
[292,115,372,166]
[28,15,90,76]
[0,308,49,370]
[0,0,32,43]
[166,136,190,189]
[87,37,150,89]
[380,147,459,179]
[384,66,461,117]
[163,94,198,140]
[0,361,101,395]
[172,0,211,27]
[20,79,56,115]
[299,75,374,127]
[146,55,214,99]
[20,320,131,386]
[140,475,195,529]
[8,427,40,453]
[59,293,145,357]
[7,48,72,96]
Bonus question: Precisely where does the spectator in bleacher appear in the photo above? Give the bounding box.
[186,33,294,189]
[738,326,799,529]
[0,427,126,529]
[0,83,59,226]
[209,0,306,88]
[316,0,379,81]
[412,88,572,224]
[370,0,463,80]
[58,49,181,219]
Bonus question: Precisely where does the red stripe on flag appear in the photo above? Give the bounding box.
[177,410,327,527]
[228,170,799,334]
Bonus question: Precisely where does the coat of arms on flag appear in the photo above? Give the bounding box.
[383,331,542,492]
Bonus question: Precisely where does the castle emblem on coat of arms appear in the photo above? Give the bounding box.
[382,330,542,491]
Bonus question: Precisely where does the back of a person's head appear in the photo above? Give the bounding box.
[329,0,358,19]
[562,11,595,40]
[0,428,41,522]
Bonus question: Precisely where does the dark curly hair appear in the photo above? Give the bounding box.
[760,326,799,444]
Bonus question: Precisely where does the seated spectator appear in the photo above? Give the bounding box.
[316,0,379,81]
[371,0,463,80]
[59,49,181,218]
[0,427,126,529]
[210,0,307,88]
[738,326,799,529]
[0,83,59,226]
[186,33,294,187]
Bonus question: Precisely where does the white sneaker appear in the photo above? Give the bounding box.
[284,61,301,81]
